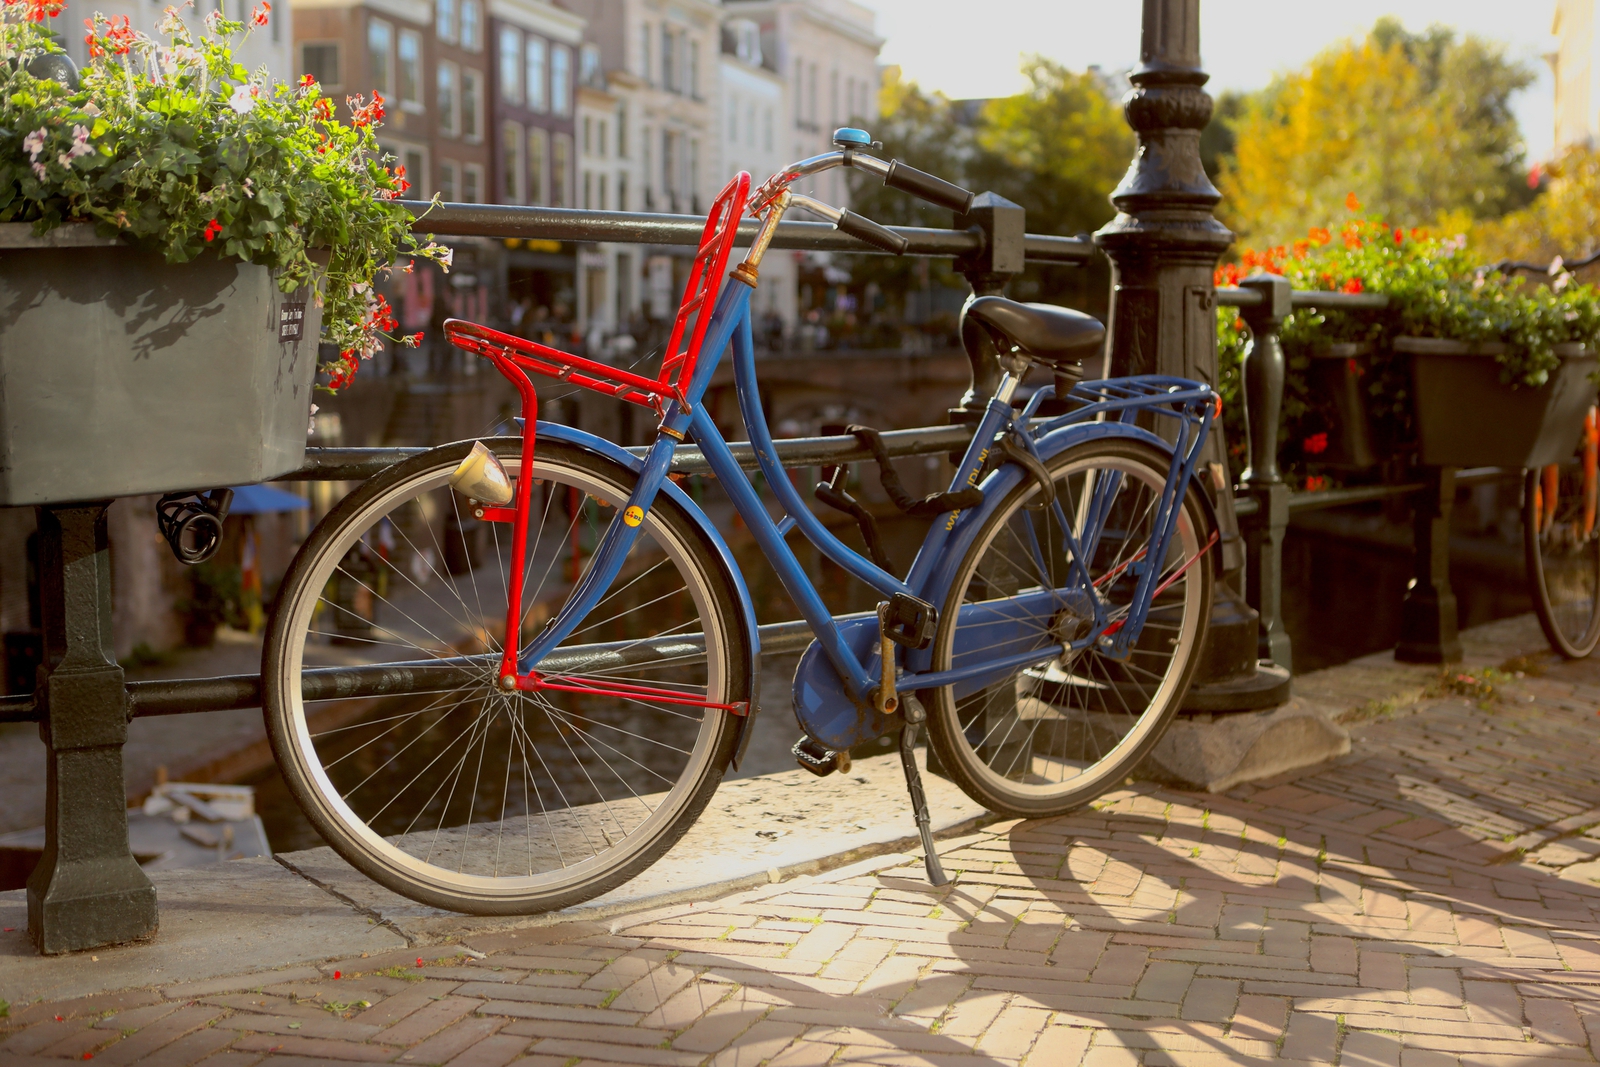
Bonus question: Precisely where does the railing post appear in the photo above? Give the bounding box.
[28,502,157,954]
[1093,0,1290,710]
[951,192,1025,424]
[1396,467,1464,663]
[1237,274,1292,669]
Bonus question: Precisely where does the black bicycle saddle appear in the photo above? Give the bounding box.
[964,296,1105,368]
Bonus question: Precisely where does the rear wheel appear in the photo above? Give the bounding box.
[263,437,749,914]
[1526,443,1600,658]
[922,438,1213,817]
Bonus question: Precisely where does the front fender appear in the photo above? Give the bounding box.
[528,422,764,766]
[905,420,1181,673]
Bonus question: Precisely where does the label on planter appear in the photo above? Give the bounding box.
[278,302,307,342]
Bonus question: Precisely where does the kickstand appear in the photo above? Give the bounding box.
[897,695,949,887]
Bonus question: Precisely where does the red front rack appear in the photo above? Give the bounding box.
[444,172,751,415]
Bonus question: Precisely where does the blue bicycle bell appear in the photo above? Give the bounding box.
[833,127,878,150]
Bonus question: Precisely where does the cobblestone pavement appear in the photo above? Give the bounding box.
[7,646,1600,1065]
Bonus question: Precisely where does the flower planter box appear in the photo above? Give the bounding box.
[1397,335,1596,469]
[0,224,322,506]
[1296,341,1378,469]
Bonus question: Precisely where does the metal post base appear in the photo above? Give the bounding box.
[28,503,156,955]
[1396,466,1463,664]
[1181,581,1292,712]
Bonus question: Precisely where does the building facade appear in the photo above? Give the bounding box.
[63,0,296,85]
[1553,0,1600,152]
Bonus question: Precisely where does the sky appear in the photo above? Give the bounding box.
[864,0,1560,162]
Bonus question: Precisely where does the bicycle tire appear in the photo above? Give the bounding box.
[920,438,1214,818]
[263,437,749,914]
[1524,464,1600,658]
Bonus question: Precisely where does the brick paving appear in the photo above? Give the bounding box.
[9,648,1600,1064]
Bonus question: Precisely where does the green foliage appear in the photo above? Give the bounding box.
[177,559,243,630]
[1215,200,1600,482]
[0,3,448,391]
[847,61,1131,319]
[1217,18,1534,245]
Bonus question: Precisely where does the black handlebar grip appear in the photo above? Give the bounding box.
[837,210,910,255]
[884,160,975,214]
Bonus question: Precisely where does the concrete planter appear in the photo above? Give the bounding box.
[0,224,323,506]
[1396,335,1596,469]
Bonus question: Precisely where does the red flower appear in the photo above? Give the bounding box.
[203,219,223,242]
[1393,228,1404,245]
[1303,432,1328,455]
[1305,475,1327,491]
[24,0,64,22]
[332,970,341,979]
[251,0,270,26]
[1308,226,1331,245]
[312,98,334,121]
[1345,192,1361,212]
[1528,164,1543,189]
[299,73,315,88]
[1341,277,1364,294]
[348,92,386,128]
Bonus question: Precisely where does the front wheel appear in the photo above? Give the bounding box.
[263,437,749,914]
[921,438,1214,818]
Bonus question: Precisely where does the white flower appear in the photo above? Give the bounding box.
[22,127,47,162]
[307,403,319,436]
[56,125,92,168]
[30,162,46,181]
[1549,256,1566,277]
[204,8,224,32]
[227,84,258,114]
[80,101,101,117]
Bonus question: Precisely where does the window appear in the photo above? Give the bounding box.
[436,0,456,43]
[501,122,524,203]
[830,70,838,126]
[398,31,421,108]
[598,119,608,158]
[580,43,601,88]
[688,138,699,204]
[662,129,675,196]
[688,40,699,99]
[403,147,425,189]
[639,23,652,84]
[463,163,483,203]
[367,19,392,97]
[439,160,457,200]
[551,45,571,116]
[598,173,608,211]
[641,125,652,203]
[808,64,818,125]
[528,128,547,204]
[793,57,803,123]
[582,116,592,156]
[525,38,546,112]
[617,172,628,212]
[660,28,674,93]
[437,62,457,135]
[617,106,627,158]
[583,170,592,210]
[460,69,481,141]
[498,27,521,104]
[460,0,481,51]
[552,134,571,207]
[301,42,339,90]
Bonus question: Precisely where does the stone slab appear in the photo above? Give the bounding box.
[276,749,991,942]
[0,856,405,1005]
[1140,697,1352,793]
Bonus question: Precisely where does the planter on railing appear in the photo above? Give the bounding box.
[1396,336,1595,469]
[0,225,323,506]
[1294,340,1378,469]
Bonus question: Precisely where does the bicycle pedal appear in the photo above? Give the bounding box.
[792,737,851,777]
[882,592,937,649]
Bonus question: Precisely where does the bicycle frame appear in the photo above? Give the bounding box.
[474,272,1214,738]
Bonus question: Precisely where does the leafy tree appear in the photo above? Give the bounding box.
[1217,18,1534,245]
[1474,144,1600,271]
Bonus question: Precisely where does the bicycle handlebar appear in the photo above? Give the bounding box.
[883,160,975,214]
[837,210,910,255]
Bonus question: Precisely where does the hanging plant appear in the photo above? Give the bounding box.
[0,0,448,391]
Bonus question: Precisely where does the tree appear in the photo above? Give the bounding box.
[1474,144,1600,270]
[1218,18,1534,244]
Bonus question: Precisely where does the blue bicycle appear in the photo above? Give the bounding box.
[262,130,1220,914]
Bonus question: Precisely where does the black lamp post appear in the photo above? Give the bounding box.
[1094,0,1291,709]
